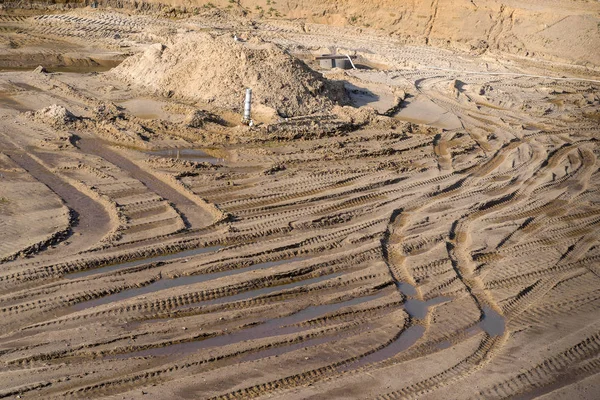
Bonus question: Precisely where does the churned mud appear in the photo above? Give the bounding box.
[0,3,599,400]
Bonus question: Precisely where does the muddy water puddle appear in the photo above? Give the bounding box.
[119,98,182,122]
[334,281,451,370]
[146,148,223,165]
[479,306,505,336]
[66,245,224,280]
[396,282,418,297]
[396,280,505,340]
[436,340,453,350]
[393,95,462,130]
[345,82,396,114]
[110,291,385,360]
[70,257,307,312]
[264,281,504,372]
[464,306,506,337]
[340,325,425,371]
[337,291,453,371]
[177,270,346,310]
[404,296,452,319]
[238,291,390,363]
[396,281,451,319]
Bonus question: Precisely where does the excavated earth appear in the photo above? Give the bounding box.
[0,2,599,399]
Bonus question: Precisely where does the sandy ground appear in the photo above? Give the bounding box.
[0,5,599,400]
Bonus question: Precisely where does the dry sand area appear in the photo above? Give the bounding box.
[0,1,600,399]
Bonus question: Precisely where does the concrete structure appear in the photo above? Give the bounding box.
[316,54,356,70]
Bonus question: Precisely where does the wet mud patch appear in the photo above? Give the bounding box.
[146,148,222,165]
[393,95,462,130]
[119,98,185,122]
[0,92,32,112]
[66,245,224,280]
[0,53,124,73]
[71,256,306,312]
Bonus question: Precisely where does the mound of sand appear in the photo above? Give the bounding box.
[28,104,76,127]
[112,33,348,118]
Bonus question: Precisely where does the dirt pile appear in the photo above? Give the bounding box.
[112,33,348,117]
[183,109,219,128]
[28,104,76,127]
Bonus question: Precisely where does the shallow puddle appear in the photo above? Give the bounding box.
[110,288,382,360]
[396,281,451,319]
[70,257,306,312]
[393,95,462,130]
[396,281,418,297]
[339,325,426,371]
[119,98,175,121]
[345,82,396,114]
[436,340,453,350]
[146,148,222,165]
[334,280,454,370]
[403,296,452,319]
[396,282,452,319]
[479,306,506,336]
[66,245,224,280]
[177,270,346,310]
[239,291,388,362]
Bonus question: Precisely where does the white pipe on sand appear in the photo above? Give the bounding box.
[243,88,252,122]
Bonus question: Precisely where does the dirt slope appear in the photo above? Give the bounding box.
[9,1,599,67]
[112,0,600,67]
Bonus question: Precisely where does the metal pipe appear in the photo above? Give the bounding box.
[243,88,252,121]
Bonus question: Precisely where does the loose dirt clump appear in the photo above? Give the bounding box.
[112,33,349,117]
[183,109,220,128]
[33,65,47,73]
[28,104,76,127]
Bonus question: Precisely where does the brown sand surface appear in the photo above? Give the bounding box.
[0,3,599,399]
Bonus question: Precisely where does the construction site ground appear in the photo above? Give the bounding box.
[0,5,599,399]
